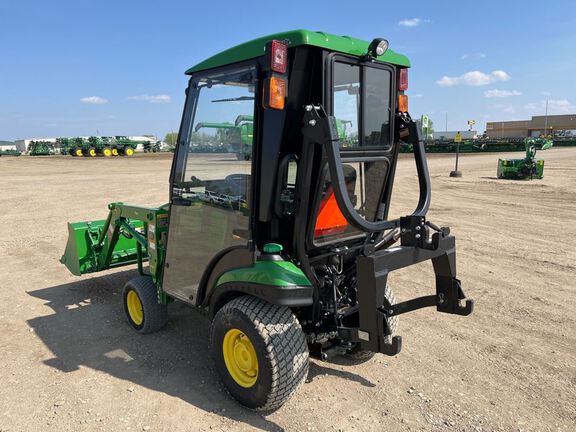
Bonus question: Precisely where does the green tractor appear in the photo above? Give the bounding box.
[111,136,138,156]
[65,137,89,157]
[497,137,553,179]
[194,114,254,160]
[28,140,54,156]
[61,30,473,411]
[86,136,115,157]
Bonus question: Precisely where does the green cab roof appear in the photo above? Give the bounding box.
[186,29,410,74]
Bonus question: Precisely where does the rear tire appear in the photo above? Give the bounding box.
[122,276,167,334]
[342,285,399,363]
[211,296,309,411]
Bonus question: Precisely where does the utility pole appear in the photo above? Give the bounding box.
[445,112,448,132]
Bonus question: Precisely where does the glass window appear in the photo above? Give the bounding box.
[364,67,391,147]
[314,160,389,245]
[332,61,392,150]
[174,66,256,242]
[333,62,360,148]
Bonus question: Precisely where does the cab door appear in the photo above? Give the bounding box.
[162,65,257,304]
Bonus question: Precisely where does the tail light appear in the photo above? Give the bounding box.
[398,94,408,112]
[263,76,286,110]
[267,40,288,74]
[398,68,408,91]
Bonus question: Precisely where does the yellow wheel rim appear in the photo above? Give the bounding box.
[126,290,144,326]
[89,149,96,157]
[222,329,258,388]
[112,148,119,156]
[125,148,134,156]
[75,149,83,157]
[103,148,112,157]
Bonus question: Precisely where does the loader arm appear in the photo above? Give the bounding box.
[60,203,169,285]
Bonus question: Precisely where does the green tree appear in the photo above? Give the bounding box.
[164,132,178,151]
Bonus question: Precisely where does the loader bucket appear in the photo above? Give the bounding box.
[60,219,144,276]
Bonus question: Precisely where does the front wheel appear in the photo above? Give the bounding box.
[211,296,309,411]
[122,276,168,334]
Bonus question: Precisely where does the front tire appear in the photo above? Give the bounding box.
[122,276,167,334]
[211,296,309,411]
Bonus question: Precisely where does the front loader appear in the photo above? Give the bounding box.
[61,30,473,411]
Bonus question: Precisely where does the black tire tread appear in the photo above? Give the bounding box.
[123,276,167,334]
[213,296,309,411]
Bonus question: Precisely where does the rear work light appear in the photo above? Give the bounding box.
[398,94,408,112]
[263,76,286,110]
[268,40,288,73]
[398,68,408,91]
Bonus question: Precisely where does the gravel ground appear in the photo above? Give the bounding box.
[0,149,575,432]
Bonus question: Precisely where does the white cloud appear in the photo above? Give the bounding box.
[399,18,424,27]
[128,94,171,104]
[541,91,552,96]
[436,70,511,87]
[524,99,575,114]
[484,89,522,98]
[80,96,108,105]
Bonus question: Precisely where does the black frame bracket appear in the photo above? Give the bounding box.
[356,234,474,356]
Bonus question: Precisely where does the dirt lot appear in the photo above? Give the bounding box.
[1,149,575,432]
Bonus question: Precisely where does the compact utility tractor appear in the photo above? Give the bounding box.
[61,30,473,411]
[194,115,254,160]
[497,137,553,179]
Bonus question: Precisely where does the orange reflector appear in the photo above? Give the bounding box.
[398,94,408,112]
[264,76,286,110]
[314,188,348,238]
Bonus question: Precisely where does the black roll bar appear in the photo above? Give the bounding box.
[302,105,431,233]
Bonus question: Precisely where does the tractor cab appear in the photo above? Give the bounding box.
[61,30,473,411]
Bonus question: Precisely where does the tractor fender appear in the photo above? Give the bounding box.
[204,260,313,317]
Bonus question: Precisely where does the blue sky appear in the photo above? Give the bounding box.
[1,0,575,140]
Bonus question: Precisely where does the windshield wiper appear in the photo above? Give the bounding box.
[211,96,254,103]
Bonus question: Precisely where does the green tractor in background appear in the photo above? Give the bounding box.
[194,115,254,160]
[497,137,553,179]
[28,140,54,156]
[63,137,89,157]
[111,136,138,156]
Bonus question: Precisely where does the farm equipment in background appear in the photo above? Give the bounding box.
[0,149,21,156]
[143,140,162,153]
[497,137,553,179]
[28,141,54,156]
[399,136,558,154]
[194,115,253,160]
[61,30,473,411]
[57,136,148,157]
